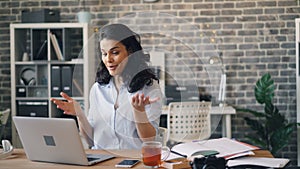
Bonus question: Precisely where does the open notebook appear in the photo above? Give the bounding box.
[168,137,259,160]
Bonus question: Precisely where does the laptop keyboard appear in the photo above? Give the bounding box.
[86,153,115,163]
[87,157,100,162]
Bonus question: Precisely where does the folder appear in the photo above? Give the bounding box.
[61,66,73,96]
[51,66,61,97]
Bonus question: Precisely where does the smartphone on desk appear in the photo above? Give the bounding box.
[115,159,140,168]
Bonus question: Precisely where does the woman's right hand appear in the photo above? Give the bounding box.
[50,92,80,116]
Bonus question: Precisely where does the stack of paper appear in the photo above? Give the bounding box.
[167,138,290,168]
[227,157,290,168]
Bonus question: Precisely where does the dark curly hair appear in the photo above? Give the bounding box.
[95,24,159,93]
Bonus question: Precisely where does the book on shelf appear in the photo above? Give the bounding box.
[49,32,64,61]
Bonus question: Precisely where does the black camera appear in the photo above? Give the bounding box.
[190,155,226,169]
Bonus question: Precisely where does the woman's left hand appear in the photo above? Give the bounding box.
[131,93,159,112]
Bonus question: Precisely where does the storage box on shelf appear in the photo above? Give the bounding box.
[10,23,95,148]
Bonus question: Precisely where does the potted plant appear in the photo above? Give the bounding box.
[76,0,91,23]
[234,73,299,156]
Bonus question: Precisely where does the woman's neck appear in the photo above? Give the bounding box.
[113,75,123,92]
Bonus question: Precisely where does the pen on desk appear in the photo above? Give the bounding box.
[170,150,187,158]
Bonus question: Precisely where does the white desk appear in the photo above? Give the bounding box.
[161,106,236,138]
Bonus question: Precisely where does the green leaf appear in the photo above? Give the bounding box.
[266,112,286,132]
[255,73,275,104]
[244,117,266,138]
[270,124,295,155]
[264,102,276,116]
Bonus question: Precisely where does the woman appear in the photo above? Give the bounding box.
[51,24,162,150]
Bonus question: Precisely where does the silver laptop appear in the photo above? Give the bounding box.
[13,116,114,166]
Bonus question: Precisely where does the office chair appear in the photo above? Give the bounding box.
[166,101,211,143]
[0,109,10,141]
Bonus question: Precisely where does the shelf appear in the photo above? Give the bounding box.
[15,61,48,65]
[10,23,95,148]
[50,60,84,65]
[15,97,49,100]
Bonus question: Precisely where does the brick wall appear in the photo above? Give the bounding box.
[1,0,300,166]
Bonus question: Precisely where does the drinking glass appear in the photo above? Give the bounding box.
[141,141,170,168]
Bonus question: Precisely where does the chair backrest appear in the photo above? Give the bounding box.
[0,108,11,140]
[167,102,211,143]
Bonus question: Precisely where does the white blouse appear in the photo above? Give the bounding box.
[86,79,162,150]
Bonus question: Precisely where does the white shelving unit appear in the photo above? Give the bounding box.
[296,18,300,166]
[10,23,96,148]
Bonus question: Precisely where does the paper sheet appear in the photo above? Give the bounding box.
[227,157,290,168]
